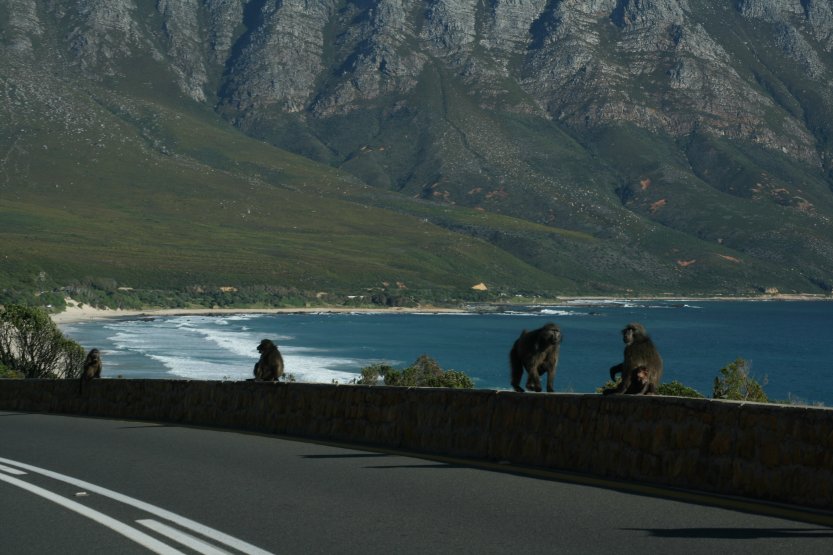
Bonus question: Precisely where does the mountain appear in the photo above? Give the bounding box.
[2,0,833,305]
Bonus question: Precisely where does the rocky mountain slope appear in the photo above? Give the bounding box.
[2,0,833,299]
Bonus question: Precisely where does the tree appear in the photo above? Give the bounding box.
[0,305,86,379]
[712,358,769,402]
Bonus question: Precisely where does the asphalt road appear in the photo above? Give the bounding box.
[1,411,831,554]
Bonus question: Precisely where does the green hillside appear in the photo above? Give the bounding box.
[2,1,833,308]
[0,82,578,304]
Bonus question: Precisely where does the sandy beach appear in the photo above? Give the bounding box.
[49,298,466,325]
[49,294,830,325]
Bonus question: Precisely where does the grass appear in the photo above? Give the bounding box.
[1,93,574,294]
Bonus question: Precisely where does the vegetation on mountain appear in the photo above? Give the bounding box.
[2,1,833,308]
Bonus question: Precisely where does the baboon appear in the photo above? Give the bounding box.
[603,322,663,395]
[254,339,284,381]
[509,322,562,393]
[79,348,102,394]
[608,364,651,394]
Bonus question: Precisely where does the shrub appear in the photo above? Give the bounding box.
[356,363,395,385]
[0,304,86,379]
[429,370,475,389]
[0,363,24,379]
[778,393,825,408]
[656,380,704,398]
[595,379,617,394]
[596,378,703,397]
[712,358,769,402]
[360,355,474,389]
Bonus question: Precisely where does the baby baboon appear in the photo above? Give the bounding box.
[604,322,663,395]
[254,339,284,381]
[509,322,562,392]
[79,348,102,394]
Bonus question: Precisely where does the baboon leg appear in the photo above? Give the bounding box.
[525,366,542,392]
[510,349,525,392]
[545,366,556,393]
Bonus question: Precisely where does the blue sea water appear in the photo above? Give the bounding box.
[58,300,833,405]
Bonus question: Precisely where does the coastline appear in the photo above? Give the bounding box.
[49,294,831,326]
[49,299,467,325]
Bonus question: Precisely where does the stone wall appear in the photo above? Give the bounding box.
[2,379,832,511]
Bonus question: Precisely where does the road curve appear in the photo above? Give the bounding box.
[1,411,831,554]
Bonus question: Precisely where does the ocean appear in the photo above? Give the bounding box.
[58,300,833,405]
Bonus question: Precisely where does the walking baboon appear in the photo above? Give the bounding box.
[509,323,562,392]
[603,322,663,395]
[254,339,284,381]
[79,348,102,394]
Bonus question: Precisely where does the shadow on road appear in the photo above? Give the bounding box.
[364,463,458,470]
[625,527,833,539]
[302,453,389,459]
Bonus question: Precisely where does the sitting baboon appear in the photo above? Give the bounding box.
[603,322,663,395]
[509,322,562,393]
[79,348,102,394]
[254,339,284,381]
[608,364,651,394]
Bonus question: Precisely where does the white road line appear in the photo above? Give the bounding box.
[138,519,233,555]
[0,463,27,475]
[0,456,273,555]
[0,472,186,555]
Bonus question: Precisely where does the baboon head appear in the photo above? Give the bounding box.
[622,323,647,346]
[257,339,276,354]
[538,323,562,348]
